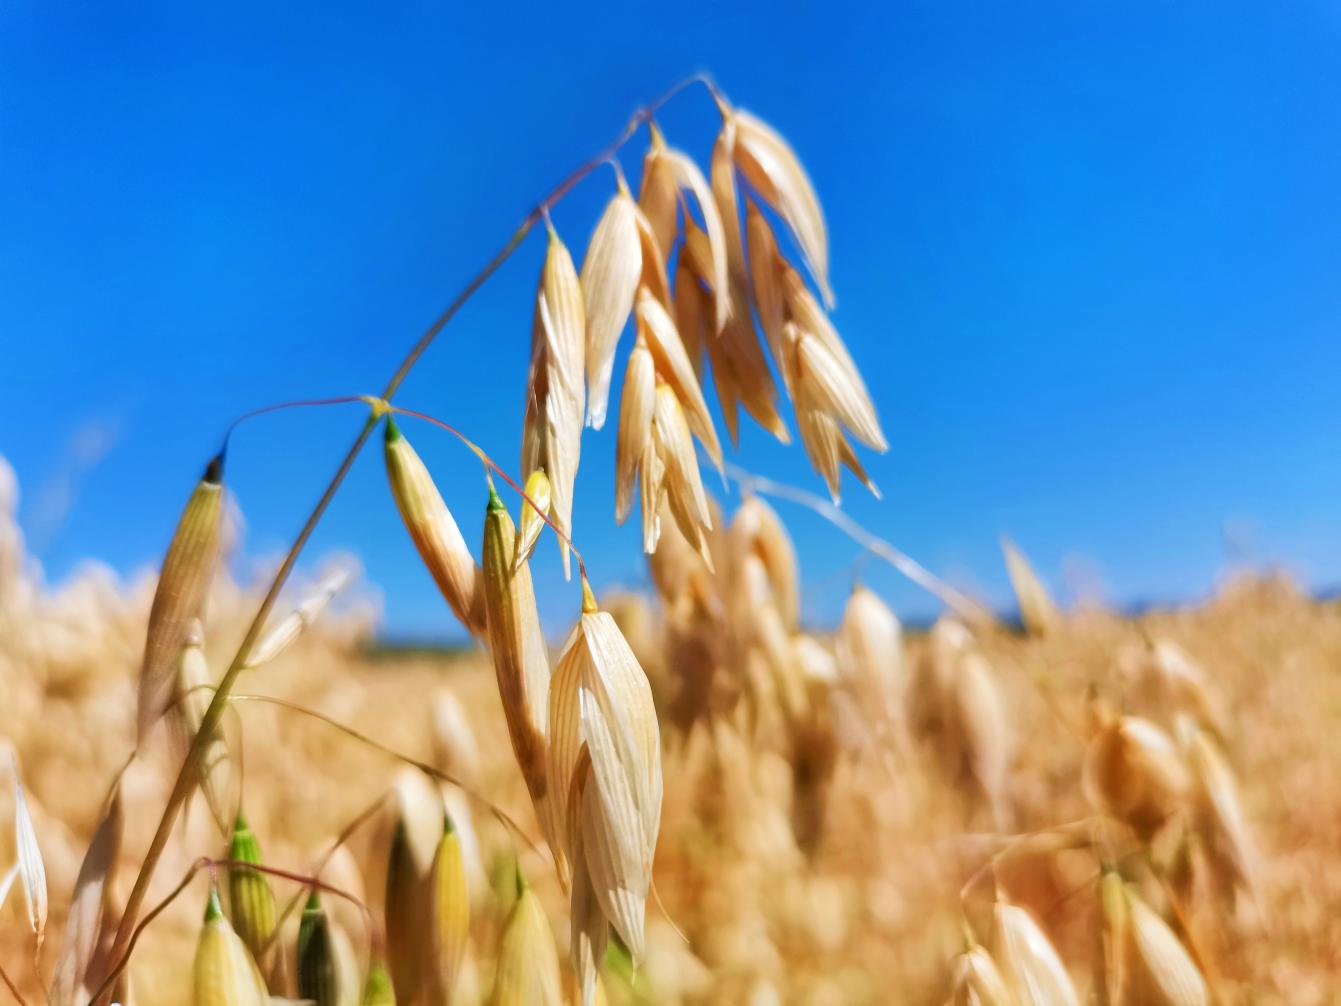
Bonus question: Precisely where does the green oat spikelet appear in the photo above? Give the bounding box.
[227,812,276,971]
[194,887,267,1006]
[362,962,395,1006]
[489,871,562,1006]
[298,891,337,1006]
[430,815,470,1004]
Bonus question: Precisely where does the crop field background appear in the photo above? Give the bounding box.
[3,5,1339,1006]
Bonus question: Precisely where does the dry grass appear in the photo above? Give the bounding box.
[2,451,1339,1003]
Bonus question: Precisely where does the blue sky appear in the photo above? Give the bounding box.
[2,2,1338,640]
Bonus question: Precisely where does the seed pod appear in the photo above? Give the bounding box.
[172,621,232,835]
[49,783,122,1006]
[994,901,1079,1006]
[12,760,47,947]
[515,468,553,570]
[481,488,565,886]
[194,888,267,1006]
[297,891,337,1006]
[138,454,224,745]
[361,962,395,1006]
[429,816,470,1004]
[1001,538,1060,637]
[490,874,562,1006]
[227,813,276,968]
[385,418,484,636]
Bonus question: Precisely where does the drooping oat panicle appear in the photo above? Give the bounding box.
[490,873,563,1006]
[581,181,644,429]
[516,467,553,570]
[49,784,122,1006]
[548,584,663,962]
[1000,538,1059,637]
[12,757,48,947]
[385,418,484,635]
[522,224,585,577]
[481,488,566,885]
[946,945,1015,1006]
[137,454,225,744]
[639,122,730,331]
[1125,888,1209,1006]
[226,812,277,972]
[245,564,352,670]
[361,963,395,1006]
[430,815,470,1005]
[722,104,832,307]
[297,891,338,1006]
[993,902,1079,1006]
[172,620,232,835]
[1083,715,1189,841]
[195,889,268,1006]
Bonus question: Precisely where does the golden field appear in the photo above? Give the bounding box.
[1,455,1339,1005]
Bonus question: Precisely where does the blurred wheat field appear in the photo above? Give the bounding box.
[2,454,1339,1005]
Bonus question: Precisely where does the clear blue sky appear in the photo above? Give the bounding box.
[2,2,1338,640]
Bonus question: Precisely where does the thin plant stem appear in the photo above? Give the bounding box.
[391,404,590,581]
[230,693,539,850]
[721,459,997,625]
[96,74,721,1002]
[0,959,27,1006]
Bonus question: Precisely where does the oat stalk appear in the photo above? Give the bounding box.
[95,72,724,1003]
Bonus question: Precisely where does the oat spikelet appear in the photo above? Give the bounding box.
[1183,724,1259,899]
[430,815,470,1004]
[946,945,1015,1006]
[195,889,267,1006]
[548,582,663,962]
[245,564,352,669]
[49,785,121,1006]
[361,963,395,1006]
[639,122,730,331]
[138,454,224,744]
[490,873,563,1006]
[482,488,566,885]
[994,902,1079,1006]
[836,585,907,735]
[1001,538,1060,637]
[172,621,232,835]
[567,755,608,1006]
[1083,715,1189,841]
[226,813,277,975]
[731,496,800,629]
[12,759,48,947]
[385,419,484,635]
[297,891,338,1006]
[523,224,585,577]
[723,105,832,307]
[385,773,441,1006]
[581,181,643,430]
[516,468,553,570]
[1126,890,1209,1006]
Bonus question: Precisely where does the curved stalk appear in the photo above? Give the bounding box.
[94,73,721,1003]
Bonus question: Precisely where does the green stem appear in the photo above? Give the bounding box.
[94,73,720,1004]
